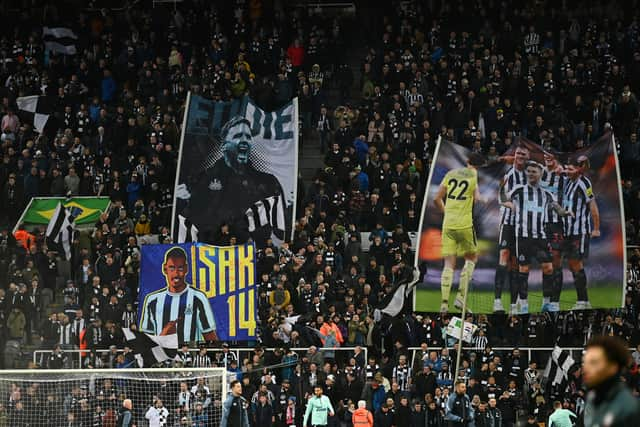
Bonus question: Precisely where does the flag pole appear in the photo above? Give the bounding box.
[454,285,469,381]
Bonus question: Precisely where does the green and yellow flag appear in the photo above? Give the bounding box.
[22,197,110,226]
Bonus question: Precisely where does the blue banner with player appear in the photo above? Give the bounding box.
[415,132,625,314]
[139,243,257,343]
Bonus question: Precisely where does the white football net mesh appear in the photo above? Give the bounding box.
[0,368,228,426]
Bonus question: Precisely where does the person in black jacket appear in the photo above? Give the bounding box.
[497,390,515,427]
[474,401,490,427]
[253,393,273,427]
[46,344,67,369]
[394,396,412,426]
[425,400,444,427]
[410,400,426,427]
[487,398,503,427]
[415,365,438,399]
[374,403,394,427]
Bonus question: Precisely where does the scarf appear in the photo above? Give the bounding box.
[286,405,295,424]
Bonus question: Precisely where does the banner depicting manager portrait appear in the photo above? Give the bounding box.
[172,94,298,248]
[414,133,625,314]
[139,243,257,343]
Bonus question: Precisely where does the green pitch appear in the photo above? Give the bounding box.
[415,286,623,313]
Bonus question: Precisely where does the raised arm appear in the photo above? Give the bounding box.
[589,198,600,237]
[497,155,515,164]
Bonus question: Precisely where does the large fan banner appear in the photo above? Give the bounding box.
[415,133,625,314]
[139,243,257,343]
[172,94,298,247]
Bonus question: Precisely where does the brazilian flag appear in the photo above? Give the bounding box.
[21,197,111,226]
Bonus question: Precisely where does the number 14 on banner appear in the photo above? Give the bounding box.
[227,289,256,337]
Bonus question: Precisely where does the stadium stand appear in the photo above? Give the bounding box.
[0,0,638,426]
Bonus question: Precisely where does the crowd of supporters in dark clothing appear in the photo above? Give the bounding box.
[0,0,638,426]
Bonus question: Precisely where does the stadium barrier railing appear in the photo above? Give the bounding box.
[32,346,367,370]
[409,346,596,371]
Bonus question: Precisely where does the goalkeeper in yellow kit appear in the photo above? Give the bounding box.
[434,153,486,312]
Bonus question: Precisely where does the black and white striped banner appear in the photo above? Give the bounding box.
[245,194,285,243]
[45,203,75,260]
[543,346,576,386]
[43,27,78,55]
[177,214,199,243]
[122,328,178,368]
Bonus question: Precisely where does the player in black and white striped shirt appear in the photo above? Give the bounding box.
[562,156,601,310]
[493,145,529,312]
[501,161,571,314]
[540,152,568,311]
[392,355,412,391]
[193,346,213,368]
[140,247,218,344]
[406,86,424,107]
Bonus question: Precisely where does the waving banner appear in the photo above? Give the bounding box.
[139,243,257,343]
[172,94,298,247]
[446,316,478,343]
[415,133,625,314]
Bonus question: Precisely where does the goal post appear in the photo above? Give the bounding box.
[0,367,229,426]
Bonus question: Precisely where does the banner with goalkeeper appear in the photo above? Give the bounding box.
[414,132,625,314]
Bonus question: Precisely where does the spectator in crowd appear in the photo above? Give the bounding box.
[0,1,639,427]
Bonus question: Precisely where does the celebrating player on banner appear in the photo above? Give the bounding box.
[540,151,568,312]
[416,134,623,314]
[500,161,572,314]
[562,155,601,310]
[493,145,529,312]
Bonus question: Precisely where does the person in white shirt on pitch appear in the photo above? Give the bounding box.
[145,399,169,427]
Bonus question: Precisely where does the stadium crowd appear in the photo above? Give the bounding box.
[0,0,638,426]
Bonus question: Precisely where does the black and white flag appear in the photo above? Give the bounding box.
[45,203,76,260]
[43,27,78,55]
[177,214,198,243]
[16,96,53,133]
[543,346,576,386]
[375,268,421,319]
[122,328,178,368]
[245,195,286,243]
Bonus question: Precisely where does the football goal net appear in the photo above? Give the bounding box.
[0,367,229,426]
